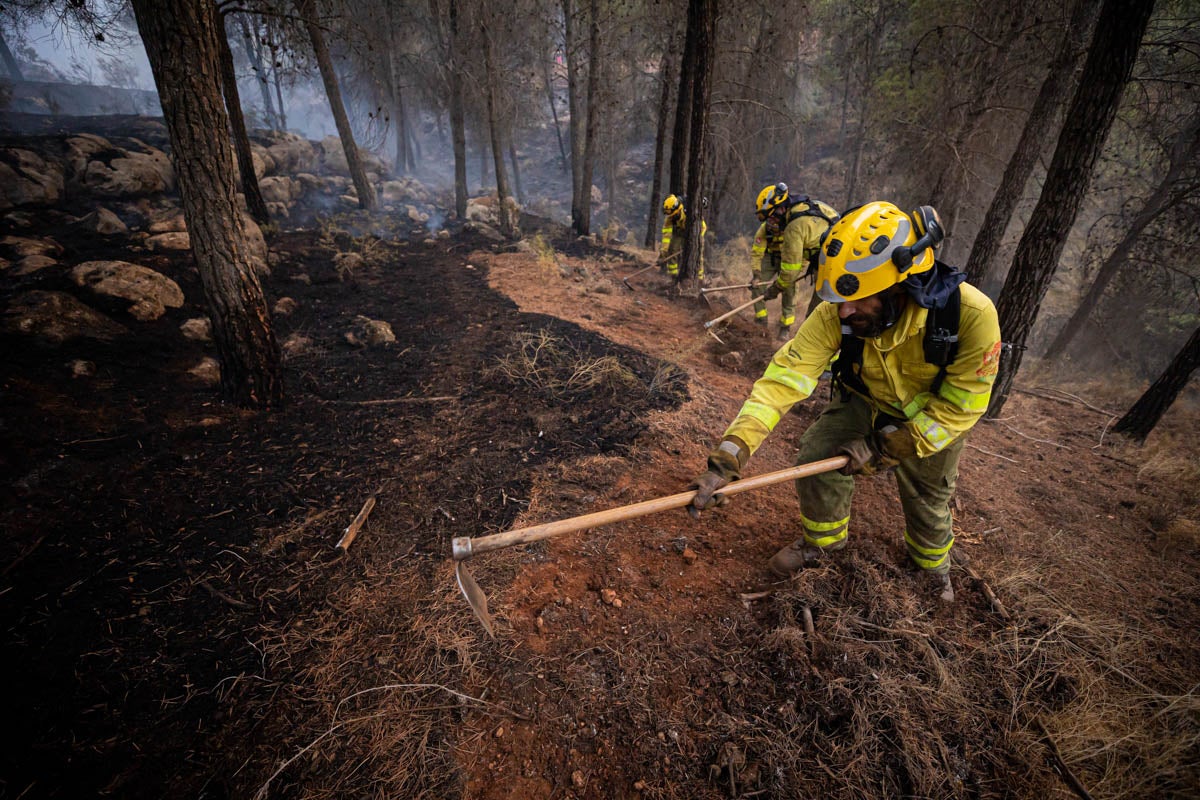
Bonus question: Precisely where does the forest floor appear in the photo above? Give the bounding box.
[2,208,1199,800]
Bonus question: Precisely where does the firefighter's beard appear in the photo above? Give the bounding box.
[843,293,902,338]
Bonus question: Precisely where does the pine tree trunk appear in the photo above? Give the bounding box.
[644,44,675,249]
[130,0,282,409]
[678,0,715,285]
[1043,115,1200,362]
[562,0,584,216]
[965,0,1100,291]
[508,134,525,205]
[543,56,568,172]
[217,13,271,226]
[669,22,696,197]
[236,14,278,129]
[1114,325,1200,442]
[445,0,468,219]
[574,0,600,236]
[386,38,409,174]
[0,30,23,81]
[295,0,376,211]
[987,0,1155,418]
[482,22,514,239]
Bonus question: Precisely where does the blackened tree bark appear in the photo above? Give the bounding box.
[965,0,1101,291]
[1114,325,1200,442]
[1,30,25,80]
[543,55,568,172]
[987,0,1154,418]
[295,0,377,211]
[678,0,715,284]
[562,0,584,215]
[482,20,514,239]
[644,43,676,249]
[573,0,600,236]
[434,0,468,218]
[1043,115,1200,361]
[217,13,271,225]
[669,18,696,197]
[236,14,278,129]
[130,0,282,408]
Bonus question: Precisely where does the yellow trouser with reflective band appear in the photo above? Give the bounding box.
[752,251,795,326]
[792,393,964,573]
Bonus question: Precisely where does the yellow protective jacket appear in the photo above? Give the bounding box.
[750,199,838,289]
[724,282,1002,458]
[661,212,708,258]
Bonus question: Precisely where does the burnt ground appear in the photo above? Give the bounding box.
[3,208,1200,800]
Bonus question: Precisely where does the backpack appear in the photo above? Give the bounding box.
[830,287,961,405]
[784,196,838,278]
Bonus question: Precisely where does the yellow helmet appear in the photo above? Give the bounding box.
[663,194,683,219]
[815,202,944,302]
[755,182,789,220]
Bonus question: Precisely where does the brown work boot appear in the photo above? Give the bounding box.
[777,325,792,341]
[927,572,954,603]
[768,538,825,577]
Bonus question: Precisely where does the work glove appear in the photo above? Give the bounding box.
[835,425,915,476]
[763,281,783,301]
[689,437,747,518]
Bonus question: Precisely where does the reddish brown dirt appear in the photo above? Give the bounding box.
[3,215,1198,799]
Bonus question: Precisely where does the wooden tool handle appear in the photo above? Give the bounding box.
[451,456,848,560]
[703,295,760,329]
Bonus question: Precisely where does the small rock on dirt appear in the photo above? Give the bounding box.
[69,360,96,378]
[71,260,184,322]
[718,351,744,369]
[333,251,365,280]
[73,207,128,235]
[273,297,298,317]
[600,589,622,608]
[12,255,58,275]
[188,356,221,386]
[344,315,395,347]
[2,290,129,344]
[681,547,698,564]
[180,317,212,341]
[571,770,586,789]
[280,333,312,358]
[146,231,191,252]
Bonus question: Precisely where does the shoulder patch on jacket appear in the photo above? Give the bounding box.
[977,341,1002,377]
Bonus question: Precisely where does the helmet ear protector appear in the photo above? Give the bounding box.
[891,205,944,273]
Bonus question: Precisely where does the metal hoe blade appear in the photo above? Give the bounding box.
[455,560,495,638]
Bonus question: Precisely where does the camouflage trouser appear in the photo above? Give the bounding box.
[752,252,795,327]
[793,393,964,574]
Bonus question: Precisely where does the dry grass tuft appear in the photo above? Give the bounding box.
[488,329,644,403]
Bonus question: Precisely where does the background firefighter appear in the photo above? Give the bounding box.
[660,193,708,280]
[750,183,839,339]
[690,202,1002,602]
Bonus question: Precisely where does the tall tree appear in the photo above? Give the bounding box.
[1043,114,1200,361]
[668,15,696,197]
[644,41,676,249]
[235,14,279,129]
[0,29,23,80]
[295,0,377,211]
[562,0,584,217]
[573,0,600,235]
[217,11,271,225]
[986,0,1155,418]
[481,11,514,238]
[965,0,1101,291]
[1113,324,1200,441]
[130,0,282,408]
[678,0,715,285]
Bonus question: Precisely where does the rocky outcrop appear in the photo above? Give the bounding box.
[2,290,129,344]
[64,134,175,198]
[71,260,185,322]
[0,235,63,259]
[319,135,386,179]
[72,207,128,235]
[0,148,65,210]
[261,132,316,174]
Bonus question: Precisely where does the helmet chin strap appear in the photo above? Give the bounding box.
[879,288,906,332]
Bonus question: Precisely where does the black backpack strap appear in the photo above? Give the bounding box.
[830,328,868,402]
[924,287,961,395]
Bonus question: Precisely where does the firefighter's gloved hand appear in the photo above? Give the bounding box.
[836,431,902,476]
[763,282,783,301]
[689,438,746,518]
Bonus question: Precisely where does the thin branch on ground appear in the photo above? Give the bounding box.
[966,443,1019,463]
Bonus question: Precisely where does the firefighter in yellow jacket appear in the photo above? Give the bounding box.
[751,183,839,339]
[690,202,1002,602]
[660,194,707,280]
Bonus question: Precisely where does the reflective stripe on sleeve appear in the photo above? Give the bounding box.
[763,362,817,396]
[938,382,991,412]
[904,530,953,570]
[737,400,781,431]
[780,261,805,274]
[911,411,953,451]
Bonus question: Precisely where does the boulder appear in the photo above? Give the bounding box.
[73,207,128,235]
[0,148,65,209]
[71,260,185,322]
[464,221,505,242]
[250,143,275,178]
[405,205,429,224]
[66,135,175,198]
[188,356,221,386]
[1,235,64,259]
[258,176,297,205]
[273,297,298,316]
[319,135,386,177]
[12,255,59,275]
[344,315,395,347]
[265,134,316,174]
[280,332,312,358]
[148,211,187,233]
[322,175,350,195]
[1,290,129,344]
[294,173,323,194]
[146,231,191,251]
[266,202,290,219]
[333,251,365,279]
[180,317,212,341]
[239,213,270,276]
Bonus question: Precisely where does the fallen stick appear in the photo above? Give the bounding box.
[965,443,1018,463]
[336,495,378,552]
[801,606,815,636]
[962,562,1011,621]
[1017,387,1117,418]
[332,395,458,405]
[1034,716,1095,800]
[199,578,253,609]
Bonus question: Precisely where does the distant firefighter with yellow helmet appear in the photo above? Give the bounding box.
[750,183,839,339]
[660,194,707,280]
[689,202,1002,602]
